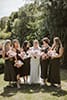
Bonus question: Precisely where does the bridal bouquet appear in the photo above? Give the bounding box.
[31,50,41,59]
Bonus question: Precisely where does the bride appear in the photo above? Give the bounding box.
[30,39,41,84]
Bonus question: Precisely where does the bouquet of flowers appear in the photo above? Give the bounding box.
[40,52,49,60]
[7,50,16,57]
[14,60,24,68]
[18,51,25,58]
[31,49,41,59]
[18,51,30,60]
[48,50,58,57]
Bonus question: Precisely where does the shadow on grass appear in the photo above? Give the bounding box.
[41,85,67,97]
[0,84,67,97]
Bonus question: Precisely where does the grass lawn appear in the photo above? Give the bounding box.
[0,69,67,100]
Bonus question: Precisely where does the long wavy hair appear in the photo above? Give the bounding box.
[12,39,20,49]
[22,40,30,52]
[4,39,11,52]
[52,37,62,50]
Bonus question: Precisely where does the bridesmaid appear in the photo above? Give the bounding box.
[48,37,64,88]
[12,39,23,88]
[40,37,50,85]
[22,40,31,84]
[4,40,16,87]
[30,39,41,84]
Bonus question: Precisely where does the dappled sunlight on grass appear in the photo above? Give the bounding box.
[0,69,67,100]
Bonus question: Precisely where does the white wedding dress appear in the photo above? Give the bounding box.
[30,47,41,84]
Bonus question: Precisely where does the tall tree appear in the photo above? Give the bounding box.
[44,0,67,68]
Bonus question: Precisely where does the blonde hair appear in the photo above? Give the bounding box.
[52,37,62,50]
[33,39,39,48]
[12,39,20,49]
[4,39,11,52]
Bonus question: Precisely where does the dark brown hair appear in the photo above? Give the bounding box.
[42,37,50,44]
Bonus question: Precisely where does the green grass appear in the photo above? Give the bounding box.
[0,69,67,100]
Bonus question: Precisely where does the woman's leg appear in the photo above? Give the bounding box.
[17,74,21,88]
